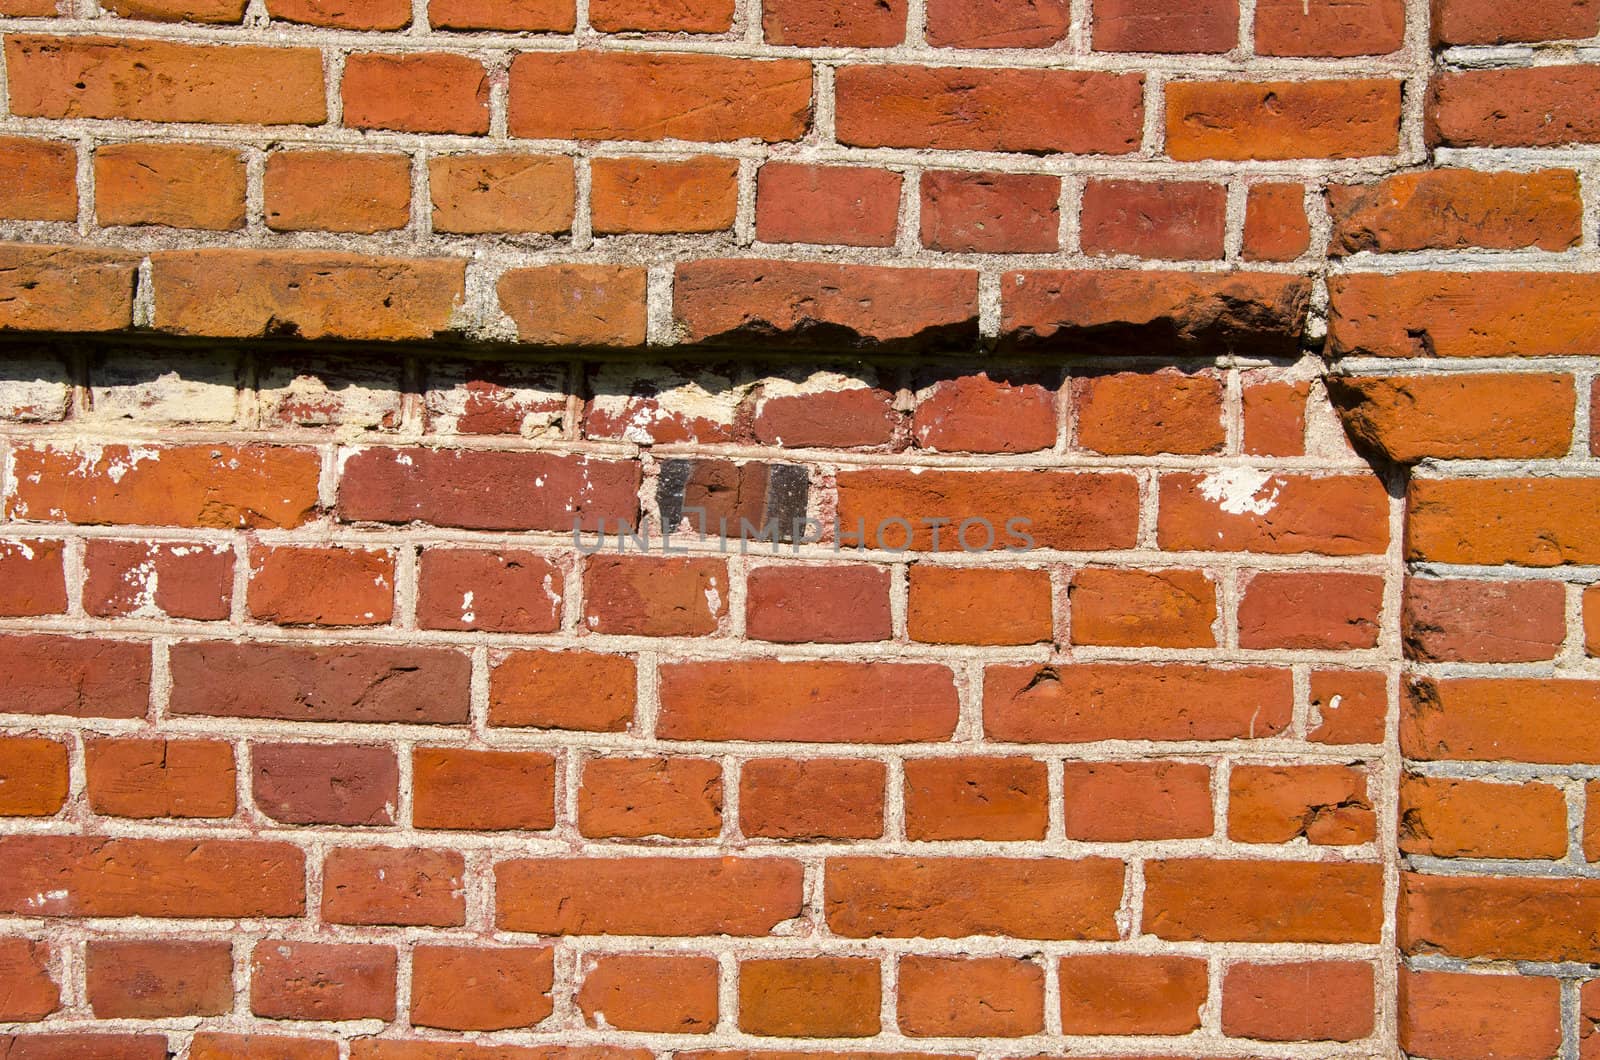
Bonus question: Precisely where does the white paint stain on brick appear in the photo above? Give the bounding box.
[1197,466,1282,516]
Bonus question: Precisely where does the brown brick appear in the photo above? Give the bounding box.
[86,940,232,1018]
[1092,0,1238,52]
[251,742,397,826]
[1080,179,1227,259]
[920,170,1061,253]
[756,163,902,248]
[1403,578,1567,663]
[251,941,396,1020]
[925,0,1068,45]
[740,758,886,840]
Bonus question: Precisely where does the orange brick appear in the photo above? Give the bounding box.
[577,954,719,1033]
[925,0,1067,46]
[497,264,646,346]
[1074,369,1224,455]
[268,0,409,28]
[1403,677,1600,764]
[1166,78,1402,160]
[907,566,1053,646]
[1241,182,1311,261]
[0,737,69,817]
[95,143,246,231]
[1061,760,1214,841]
[84,738,236,819]
[739,957,880,1037]
[248,545,394,626]
[590,0,734,31]
[490,650,636,732]
[1430,66,1600,148]
[1409,478,1600,566]
[412,747,557,832]
[342,53,489,134]
[1237,571,1384,650]
[0,539,65,617]
[430,0,572,29]
[1401,969,1562,1060]
[1144,859,1383,942]
[1330,169,1582,254]
[0,138,76,221]
[1069,568,1217,648]
[766,0,907,44]
[904,757,1048,841]
[0,938,58,1021]
[429,155,574,235]
[898,955,1044,1037]
[579,756,723,839]
[264,152,411,234]
[1159,472,1390,555]
[1400,775,1568,859]
[1058,953,1207,1035]
[1092,0,1238,52]
[1229,764,1376,846]
[739,758,886,840]
[410,945,552,1031]
[591,156,738,234]
[911,370,1059,453]
[1402,577,1567,663]
[321,847,465,927]
[1255,0,1404,54]
[1222,961,1375,1041]
[1309,669,1388,745]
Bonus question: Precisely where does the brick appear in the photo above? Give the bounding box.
[925,0,1068,45]
[590,0,732,30]
[1061,760,1214,841]
[509,52,811,142]
[1069,568,1217,648]
[1433,0,1598,43]
[838,469,1137,551]
[1166,79,1402,160]
[258,354,402,430]
[825,857,1123,939]
[1409,478,1600,566]
[580,756,722,839]
[0,540,64,617]
[1092,0,1238,52]
[1402,873,1600,961]
[95,143,246,231]
[411,945,553,1031]
[1003,269,1310,357]
[919,171,1060,253]
[1330,170,1582,254]
[1329,272,1600,358]
[740,758,886,840]
[416,549,562,633]
[424,358,566,437]
[1241,182,1310,261]
[429,155,574,235]
[0,635,151,719]
[0,836,304,918]
[248,545,393,627]
[1058,953,1207,1035]
[739,957,880,1037]
[898,955,1044,1037]
[1237,571,1384,650]
[170,641,469,724]
[1332,373,1576,462]
[413,747,556,832]
[340,448,639,531]
[84,738,236,819]
[251,941,396,1021]
[151,249,465,341]
[591,156,739,234]
[1229,764,1376,845]
[0,245,139,333]
[0,1037,167,1060]
[103,0,246,20]
[1222,961,1375,1041]
[343,53,488,134]
[985,663,1292,742]
[191,1037,337,1060]
[765,0,906,44]
[1430,66,1600,147]
[0,138,75,221]
[490,650,636,732]
[658,660,958,742]
[11,444,318,529]
[322,847,465,927]
[352,1046,650,1060]
[1403,578,1566,663]
[756,163,902,248]
[912,371,1058,453]
[252,742,397,827]
[0,738,67,817]
[84,541,232,622]
[1143,859,1383,942]
[904,756,1048,841]
[1255,0,1405,54]
[675,260,978,349]
[1312,670,1388,744]
[836,66,1142,153]
[1080,179,1226,259]
[498,264,646,346]
[1242,378,1310,457]
[746,564,892,643]
[1401,969,1563,1060]
[5,36,327,125]
[268,0,408,27]
[430,0,572,29]
[1590,587,1600,656]
[86,940,231,1018]
[1159,472,1390,555]
[0,353,70,422]
[0,939,57,1021]
[1404,677,1600,765]
[265,151,411,234]
[1075,369,1224,454]
[83,350,240,427]
[497,856,803,935]
[754,377,898,448]
[907,566,1053,646]
[584,555,727,636]
[585,362,749,444]
[578,954,719,1033]
[1400,775,1568,859]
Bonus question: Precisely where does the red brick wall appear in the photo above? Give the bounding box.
[0,0,1596,1056]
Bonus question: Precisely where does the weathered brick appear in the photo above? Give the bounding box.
[1430,66,1600,147]
[430,155,574,236]
[1408,478,1600,565]
[1222,961,1375,1042]
[577,954,718,1033]
[429,0,572,29]
[746,564,892,643]
[1400,775,1568,859]
[1331,373,1576,462]
[265,151,411,234]
[322,846,465,927]
[1310,669,1389,745]
[490,650,636,732]
[1402,873,1600,961]
[1058,953,1206,1035]
[169,641,470,724]
[912,371,1058,453]
[1166,79,1402,160]
[4,37,327,124]
[1400,970,1562,1060]
[898,956,1044,1037]
[579,756,723,839]
[591,156,739,234]
[756,163,902,248]
[497,857,803,935]
[986,663,1291,742]
[1061,760,1214,841]
[411,945,553,1031]
[1433,0,1598,43]
[0,635,151,719]
[1404,677,1600,764]
[1069,568,1217,648]
[86,940,232,1018]
[268,0,409,27]
[1330,169,1582,254]
[920,171,1059,253]
[739,957,880,1037]
[584,555,727,636]
[104,0,245,20]
[1159,472,1390,555]
[342,53,489,134]
[0,938,58,1021]
[1144,859,1383,942]
[904,756,1048,841]
[0,737,68,817]
[96,143,246,231]
[413,747,556,832]
[925,0,1068,46]
[509,52,811,142]
[248,545,394,627]
[0,138,76,221]
[0,245,140,333]
[590,0,734,32]
[1092,0,1238,52]
[0,836,304,918]
[1241,183,1311,261]
[417,549,563,633]
[1329,272,1600,358]
[765,0,906,44]
[658,660,958,742]
[190,1035,337,1060]
[740,758,886,840]
[907,566,1053,645]
[1075,368,1224,455]
[1403,578,1567,663]
[252,742,397,826]
[1255,0,1405,54]
[84,540,234,620]
[825,856,1124,939]
[251,941,396,1021]
[1080,179,1227,259]
[498,264,647,346]
[836,67,1143,153]
[1237,571,1384,650]
[1229,764,1376,845]
[85,738,236,819]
